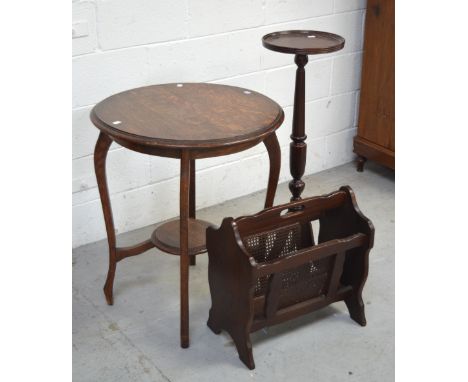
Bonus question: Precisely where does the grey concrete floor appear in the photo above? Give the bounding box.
[73,162,394,382]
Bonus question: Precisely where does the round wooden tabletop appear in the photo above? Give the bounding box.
[91,83,284,152]
[262,30,345,55]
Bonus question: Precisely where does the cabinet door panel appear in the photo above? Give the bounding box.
[358,0,395,152]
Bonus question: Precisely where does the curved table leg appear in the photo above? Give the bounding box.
[264,132,281,208]
[180,151,191,348]
[94,132,116,305]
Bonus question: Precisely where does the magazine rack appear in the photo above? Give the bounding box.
[206,186,374,369]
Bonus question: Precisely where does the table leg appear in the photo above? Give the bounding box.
[180,151,191,348]
[289,54,308,208]
[189,159,196,266]
[94,132,116,305]
[264,132,281,208]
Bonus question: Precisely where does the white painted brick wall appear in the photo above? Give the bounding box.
[72,0,367,248]
[97,0,188,49]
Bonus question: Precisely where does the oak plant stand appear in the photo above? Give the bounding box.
[206,186,374,369]
[91,83,284,348]
[262,30,345,207]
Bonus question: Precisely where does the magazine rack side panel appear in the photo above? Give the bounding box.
[206,218,256,369]
[318,186,375,325]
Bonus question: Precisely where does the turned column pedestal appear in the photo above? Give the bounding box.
[262,30,345,206]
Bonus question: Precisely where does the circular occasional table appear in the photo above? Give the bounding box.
[90,83,284,348]
[262,30,344,208]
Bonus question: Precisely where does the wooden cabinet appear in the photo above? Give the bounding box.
[354,0,395,171]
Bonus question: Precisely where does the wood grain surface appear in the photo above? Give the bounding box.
[354,0,395,170]
[91,83,284,149]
